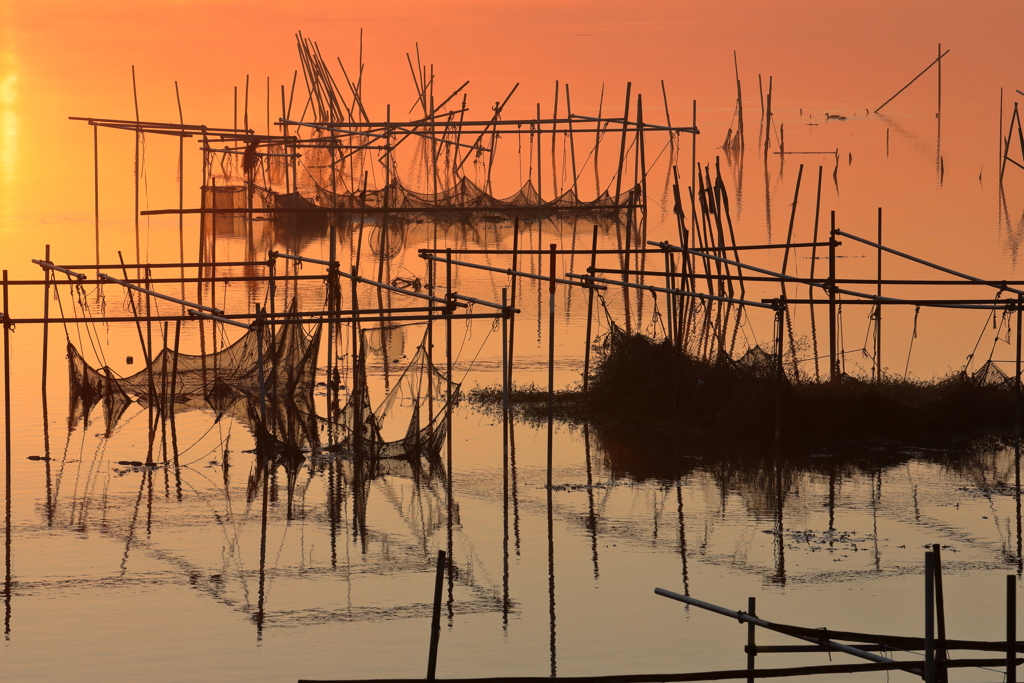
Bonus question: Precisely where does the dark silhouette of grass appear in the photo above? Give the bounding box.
[468,329,1018,456]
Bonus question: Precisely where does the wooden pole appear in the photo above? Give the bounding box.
[615,85,633,332]
[1009,574,1018,683]
[828,212,838,381]
[508,218,520,389]
[174,84,186,305]
[931,543,948,683]
[132,65,141,273]
[583,226,599,394]
[925,552,936,683]
[94,124,100,268]
[1017,294,1022,438]
[445,248,455,621]
[876,207,882,380]
[3,270,10,637]
[547,243,556,495]
[41,245,51,395]
[874,49,950,114]
[426,549,446,679]
[774,301,784,446]
[746,597,757,683]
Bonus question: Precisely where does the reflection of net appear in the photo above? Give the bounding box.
[363,324,406,359]
[315,176,637,213]
[324,341,459,461]
[369,223,405,260]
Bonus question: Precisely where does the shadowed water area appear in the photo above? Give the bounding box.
[3,3,1024,682]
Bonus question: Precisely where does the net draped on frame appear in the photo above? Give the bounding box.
[67,319,458,463]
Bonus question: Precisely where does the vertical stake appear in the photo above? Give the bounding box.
[1016,294,1022,439]
[828,211,838,381]
[746,597,757,683]
[426,549,446,679]
[94,124,100,268]
[932,543,948,682]
[1010,574,1018,683]
[925,551,936,683]
[774,301,784,447]
[547,244,556,494]
[3,270,11,637]
[42,245,51,395]
[876,207,883,381]
[583,226,599,395]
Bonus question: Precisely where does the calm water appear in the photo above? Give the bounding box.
[3,2,1024,682]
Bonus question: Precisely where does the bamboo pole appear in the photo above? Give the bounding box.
[41,246,50,395]
[875,208,883,380]
[829,213,838,381]
[547,244,556,495]
[426,549,446,679]
[931,543,948,683]
[583,226,599,394]
[746,597,757,683]
[175,82,185,306]
[508,218,520,389]
[3,270,10,638]
[1017,293,1022,438]
[925,551,936,683]
[94,124,100,269]
[1010,574,1018,683]
[874,49,950,114]
[132,65,141,274]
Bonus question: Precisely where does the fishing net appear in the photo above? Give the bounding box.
[68,317,458,464]
[67,302,322,443]
[313,176,636,215]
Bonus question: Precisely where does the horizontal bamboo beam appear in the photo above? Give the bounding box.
[57,260,268,270]
[281,115,699,133]
[656,588,1024,653]
[11,311,500,326]
[296,658,1019,683]
[97,272,221,315]
[2,274,324,287]
[835,229,1024,297]
[592,270,1024,287]
[567,273,774,310]
[421,254,605,290]
[420,248,665,256]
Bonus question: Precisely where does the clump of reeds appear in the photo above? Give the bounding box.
[468,329,1018,454]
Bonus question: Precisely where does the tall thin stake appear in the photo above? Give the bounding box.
[547,244,556,494]
[426,549,446,679]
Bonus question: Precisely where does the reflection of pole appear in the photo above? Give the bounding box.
[445,250,454,622]
[426,549,446,679]
[255,304,269,639]
[548,242,558,678]
[501,288,510,627]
